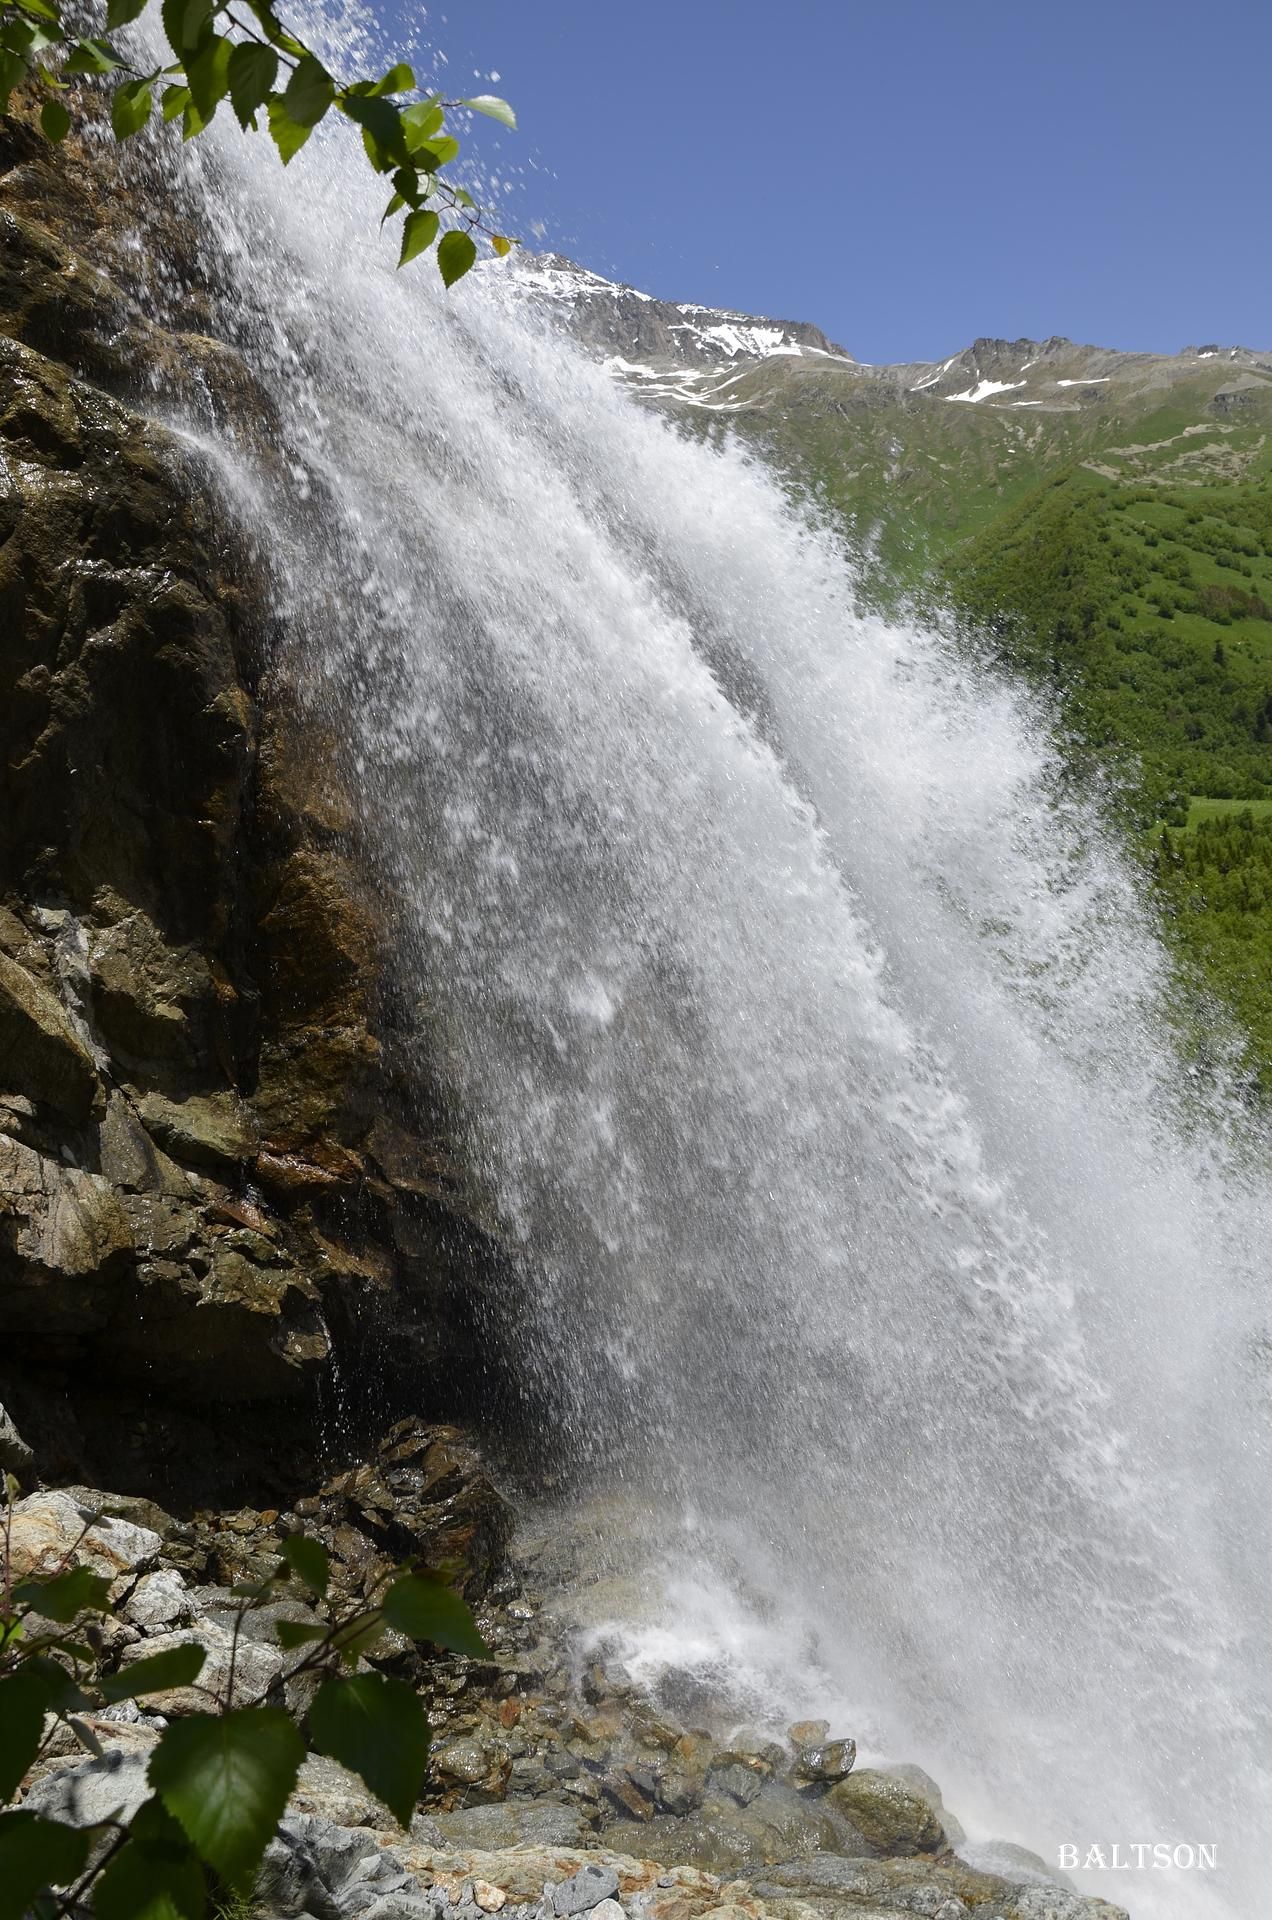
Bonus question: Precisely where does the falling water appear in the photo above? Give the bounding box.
[127,27,1272,1913]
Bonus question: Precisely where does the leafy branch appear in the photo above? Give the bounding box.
[0,0,517,280]
[0,1476,491,1920]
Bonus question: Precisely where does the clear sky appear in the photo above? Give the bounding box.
[415,0,1271,366]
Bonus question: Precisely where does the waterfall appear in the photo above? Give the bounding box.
[134,34,1271,1915]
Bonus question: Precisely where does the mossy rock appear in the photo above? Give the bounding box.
[825,1767,945,1855]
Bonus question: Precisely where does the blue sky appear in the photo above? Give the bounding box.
[417,0,1270,365]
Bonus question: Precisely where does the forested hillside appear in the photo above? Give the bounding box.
[944,465,1272,1088]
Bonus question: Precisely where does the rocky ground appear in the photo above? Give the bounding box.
[6,1424,1127,1920]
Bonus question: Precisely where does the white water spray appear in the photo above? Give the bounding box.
[131,37,1272,1913]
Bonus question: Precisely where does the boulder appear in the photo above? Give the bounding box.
[824,1766,945,1855]
[114,1620,285,1713]
[7,1488,161,1585]
[122,1568,193,1631]
[289,1754,401,1833]
[257,1816,440,1920]
[790,1739,854,1785]
[551,1865,621,1915]
[22,1748,151,1831]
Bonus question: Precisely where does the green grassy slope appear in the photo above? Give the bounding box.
[943,464,1272,1086]
[709,338,1272,591]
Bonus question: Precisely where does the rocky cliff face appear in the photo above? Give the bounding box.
[0,107,507,1507]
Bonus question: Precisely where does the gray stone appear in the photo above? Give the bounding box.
[22,1749,151,1830]
[791,1738,855,1784]
[428,1804,589,1850]
[709,1764,763,1807]
[0,1399,34,1480]
[958,1839,1072,1890]
[7,1490,161,1586]
[257,1816,443,1920]
[1007,1892,1129,1920]
[550,1865,620,1916]
[115,1621,284,1713]
[123,1568,192,1631]
[289,1755,399,1833]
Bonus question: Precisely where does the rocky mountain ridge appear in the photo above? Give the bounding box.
[517,257,1272,577]
[518,253,1270,417]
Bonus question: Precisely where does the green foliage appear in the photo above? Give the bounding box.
[100,1642,207,1702]
[13,1562,111,1622]
[150,1710,305,1888]
[1,1485,489,1920]
[95,1799,205,1920]
[381,1573,490,1656]
[945,465,1272,1087]
[308,1674,430,1829]
[0,1810,92,1920]
[0,0,518,282]
[279,1533,328,1596]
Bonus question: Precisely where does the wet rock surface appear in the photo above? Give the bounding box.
[13,1472,1124,1920]
[0,107,510,1507]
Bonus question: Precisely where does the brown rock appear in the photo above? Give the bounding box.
[0,949,100,1119]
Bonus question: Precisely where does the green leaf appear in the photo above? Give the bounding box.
[3,17,59,56]
[95,1799,205,1920]
[400,99,443,142]
[273,1619,327,1651]
[283,53,332,127]
[185,31,231,121]
[1,34,29,97]
[14,0,63,25]
[0,1812,91,1920]
[161,83,190,120]
[410,134,459,173]
[149,1708,304,1890]
[101,1642,206,1704]
[280,1535,329,1596]
[64,36,123,72]
[160,0,209,57]
[239,0,304,56]
[339,92,409,170]
[490,234,513,258]
[436,228,477,289]
[106,0,148,26]
[366,61,414,96]
[266,96,311,163]
[331,1615,386,1665]
[14,1565,111,1623]
[0,1669,49,1801]
[39,96,70,141]
[459,94,515,130]
[381,1574,489,1655]
[226,40,277,129]
[397,208,439,268]
[390,165,421,208]
[309,1674,429,1829]
[20,1656,88,1717]
[111,76,154,139]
